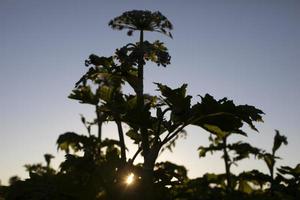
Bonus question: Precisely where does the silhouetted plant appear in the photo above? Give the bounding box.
[3,9,300,200]
[71,10,264,199]
[259,130,288,196]
[198,133,262,193]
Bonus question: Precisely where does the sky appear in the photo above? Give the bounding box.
[1,0,300,185]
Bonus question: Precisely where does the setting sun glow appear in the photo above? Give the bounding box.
[125,173,135,185]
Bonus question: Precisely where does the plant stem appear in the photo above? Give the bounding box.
[270,153,275,196]
[96,105,102,141]
[115,119,126,164]
[137,30,149,156]
[222,137,232,193]
[135,29,154,200]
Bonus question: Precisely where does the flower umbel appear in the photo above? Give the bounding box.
[109,10,173,38]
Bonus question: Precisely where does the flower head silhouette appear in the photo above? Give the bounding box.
[109,10,173,38]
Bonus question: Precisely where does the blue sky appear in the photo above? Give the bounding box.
[1,0,299,185]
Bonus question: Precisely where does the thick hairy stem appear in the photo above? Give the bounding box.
[142,143,162,200]
[130,136,158,164]
[115,119,126,164]
[137,30,149,156]
[222,137,232,193]
[137,30,144,106]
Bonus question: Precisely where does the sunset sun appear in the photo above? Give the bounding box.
[125,173,135,185]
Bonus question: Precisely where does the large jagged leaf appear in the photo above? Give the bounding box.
[236,105,264,131]
[190,94,264,137]
[229,141,262,162]
[155,83,188,101]
[56,132,85,153]
[155,83,192,122]
[123,106,153,129]
[190,95,241,136]
[193,112,243,138]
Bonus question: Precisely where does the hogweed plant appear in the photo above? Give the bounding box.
[1,10,299,200]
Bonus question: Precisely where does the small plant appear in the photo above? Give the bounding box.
[198,132,262,193]
[259,130,288,195]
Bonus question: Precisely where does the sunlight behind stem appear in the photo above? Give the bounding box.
[125,173,135,185]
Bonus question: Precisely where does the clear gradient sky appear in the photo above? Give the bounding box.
[1,0,299,185]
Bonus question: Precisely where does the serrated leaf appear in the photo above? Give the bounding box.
[56,132,84,153]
